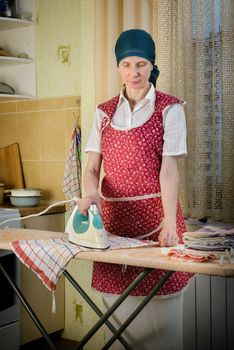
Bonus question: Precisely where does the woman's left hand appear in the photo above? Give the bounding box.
[158,223,179,247]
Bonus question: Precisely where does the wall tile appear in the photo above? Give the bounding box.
[40,161,65,200]
[17,99,40,112]
[17,112,40,160]
[0,101,17,114]
[22,161,41,189]
[39,110,66,160]
[0,114,17,147]
[66,96,80,109]
[38,97,66,111]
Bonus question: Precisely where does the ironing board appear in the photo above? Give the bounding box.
[1,228,234,350]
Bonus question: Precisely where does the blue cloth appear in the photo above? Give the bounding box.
[115,29,155,64]
[115,29,159,87]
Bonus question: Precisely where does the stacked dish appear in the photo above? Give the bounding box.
[9,188,42,207]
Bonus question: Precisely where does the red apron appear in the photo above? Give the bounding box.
[92,91,191,296]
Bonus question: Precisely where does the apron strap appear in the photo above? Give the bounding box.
[101,192,161,202]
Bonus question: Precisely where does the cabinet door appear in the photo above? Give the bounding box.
[20,213,65,345]
[22,213,65,232]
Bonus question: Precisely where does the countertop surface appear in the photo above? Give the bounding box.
[1,228,234,277]
[0,201,66,217]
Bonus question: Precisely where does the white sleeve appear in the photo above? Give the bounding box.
[162,103,187,156]
[85,108,104,153]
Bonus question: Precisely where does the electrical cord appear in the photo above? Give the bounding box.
[0,197,78,227]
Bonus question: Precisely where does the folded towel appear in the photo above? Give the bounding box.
[183,226,234,251]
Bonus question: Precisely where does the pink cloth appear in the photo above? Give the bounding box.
[164,247,216,262]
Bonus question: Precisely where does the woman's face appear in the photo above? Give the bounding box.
[118,56,153,90]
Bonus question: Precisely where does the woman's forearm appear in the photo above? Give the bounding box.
[77,152,102,214]
[83,152,102,197]
[159,157,179,227]
[158,156,180,246]
[83,167,100,201]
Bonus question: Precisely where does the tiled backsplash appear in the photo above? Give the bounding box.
[0,96,80,201]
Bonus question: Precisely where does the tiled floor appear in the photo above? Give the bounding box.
[20,335,79,350]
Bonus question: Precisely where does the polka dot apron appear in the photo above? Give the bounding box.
[92,91,192,296]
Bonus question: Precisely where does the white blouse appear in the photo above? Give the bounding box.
[85,84,187,156]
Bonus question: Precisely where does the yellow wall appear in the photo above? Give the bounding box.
[36,0,96,162]
[36,0,81,98]
[62,1,106,348]
[36,0,105,347]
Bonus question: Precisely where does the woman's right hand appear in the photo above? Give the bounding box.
[76,191,101,216]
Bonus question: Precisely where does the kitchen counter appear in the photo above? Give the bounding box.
[0,201,66,217]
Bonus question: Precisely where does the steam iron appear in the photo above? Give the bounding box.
[66,204,110,249]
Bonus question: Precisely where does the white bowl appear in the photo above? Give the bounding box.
[10,188,42,197]
[9,195,42,207]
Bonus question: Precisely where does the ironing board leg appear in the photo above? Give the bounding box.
[63,269,134,350]
[73,267,153,350]
[0,262,57,350]
[102,270,174,350]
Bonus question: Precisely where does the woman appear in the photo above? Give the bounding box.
[78,29,190,350]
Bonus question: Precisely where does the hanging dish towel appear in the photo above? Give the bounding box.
[63,124,81,211]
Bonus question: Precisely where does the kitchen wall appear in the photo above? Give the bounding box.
[0,96,80,201]
[36,0,95,166]
[0,0,82,200]
[0,0,103,347]
[0,0,95,197]
[61,2,105,349]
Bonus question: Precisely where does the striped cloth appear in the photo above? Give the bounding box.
[63,124,81,211]
[10,235,157,293]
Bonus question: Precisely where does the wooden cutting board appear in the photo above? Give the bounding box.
[0,143,25,189]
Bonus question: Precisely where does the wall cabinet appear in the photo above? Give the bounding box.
[0,0,36,100]
[20,213,65,345]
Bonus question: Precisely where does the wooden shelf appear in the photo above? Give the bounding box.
[0,56,34,65]
[0,17,33,30]
[0,93,35,101]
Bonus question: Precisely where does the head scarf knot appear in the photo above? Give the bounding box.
[115,29,160,87]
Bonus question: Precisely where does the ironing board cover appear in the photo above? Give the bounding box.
[92,91,192,296]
